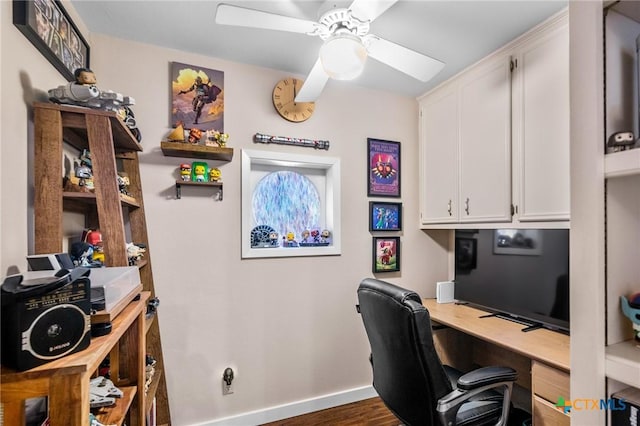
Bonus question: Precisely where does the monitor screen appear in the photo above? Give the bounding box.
[454,229,569,333]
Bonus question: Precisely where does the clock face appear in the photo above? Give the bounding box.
[272,78,315,123]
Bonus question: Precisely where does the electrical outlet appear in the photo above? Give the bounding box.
[222,381,234,395]
[222,367,235,395]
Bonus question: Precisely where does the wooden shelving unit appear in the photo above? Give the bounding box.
[1,292,149,425]
[28,102,171,424]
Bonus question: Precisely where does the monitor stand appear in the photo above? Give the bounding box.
[478,312,544,332]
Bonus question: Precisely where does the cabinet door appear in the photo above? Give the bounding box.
[419,86,459,224]
[459,56,512,223]
[513,22,570,221]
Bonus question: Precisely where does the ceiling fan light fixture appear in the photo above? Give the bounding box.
[319,33,368,80]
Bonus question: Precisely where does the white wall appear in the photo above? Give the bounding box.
[1,2,449,424]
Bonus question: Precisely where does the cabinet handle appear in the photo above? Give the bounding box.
[447,199,452,216]
[465,198,470,215]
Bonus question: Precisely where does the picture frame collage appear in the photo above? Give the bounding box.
[367,138,402,273]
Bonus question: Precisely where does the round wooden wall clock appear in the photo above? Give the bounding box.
[272,78,315,123]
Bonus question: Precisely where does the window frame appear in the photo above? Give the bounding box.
[241,149,341,259]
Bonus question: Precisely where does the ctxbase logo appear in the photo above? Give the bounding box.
[556,396,626,413]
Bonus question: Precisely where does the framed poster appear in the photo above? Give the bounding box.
[171,61,224,132]
[367,138,401,197]
[373,236,400,273]
[369,201,402,232]
[13,0,90,81]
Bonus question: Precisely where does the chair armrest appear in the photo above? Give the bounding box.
[457,366,518,390]
[437,367,517,426]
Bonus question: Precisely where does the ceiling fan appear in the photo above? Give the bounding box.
[215,0,445,102]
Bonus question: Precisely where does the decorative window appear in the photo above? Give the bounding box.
[241,149,341,258]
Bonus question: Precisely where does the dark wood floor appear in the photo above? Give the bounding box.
[261,397,398,426]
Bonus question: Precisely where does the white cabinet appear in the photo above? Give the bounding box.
[419,84,459,223]
[458,57,512,223]
[512,19,570,222]
[419,10,569,228]
[419,55,511,225]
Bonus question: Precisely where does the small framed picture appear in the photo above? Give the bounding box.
[369,201,402,232]
[372,236,400,273]
[367,138,401,197]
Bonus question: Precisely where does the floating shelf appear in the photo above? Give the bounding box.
[605,148,640,178]
[175,180,223,200]
[605,340,640,388]
[161,141,233,161]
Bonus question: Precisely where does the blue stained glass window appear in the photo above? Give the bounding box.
[252,171,321,240]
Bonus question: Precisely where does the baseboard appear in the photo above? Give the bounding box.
[191,385,378,426]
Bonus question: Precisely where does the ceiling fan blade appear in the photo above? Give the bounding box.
[295,59,330,102]
[367,36,445,82]
[215,3,317,34]
[349,0,397,23]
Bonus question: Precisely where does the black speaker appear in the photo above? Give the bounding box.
[1,269,91,371]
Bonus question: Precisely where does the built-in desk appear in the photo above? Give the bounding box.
[423,299,570,425]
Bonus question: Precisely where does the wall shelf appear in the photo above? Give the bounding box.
[605,148,640,178]
[161,141,234,161]
[175,180,223,200]
[605,340,640,388]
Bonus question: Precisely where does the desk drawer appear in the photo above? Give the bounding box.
[533,395,570,425]
[532,360,569,403]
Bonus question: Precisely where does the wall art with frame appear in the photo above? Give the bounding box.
[13,0,90,82]
[372,236,400,273]
[367,138,401,197]
[369,201,402,232]
[171,61,224,132]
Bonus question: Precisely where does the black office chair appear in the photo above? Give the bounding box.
[357,278,518,426]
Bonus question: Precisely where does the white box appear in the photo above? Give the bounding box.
[436,281,455,303]
[88,266,141,312]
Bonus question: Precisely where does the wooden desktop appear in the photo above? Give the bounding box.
[423,299,570,425]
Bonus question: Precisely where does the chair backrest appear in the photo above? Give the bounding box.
[357,278,453,426]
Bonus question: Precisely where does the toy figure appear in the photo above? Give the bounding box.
[75,67,97,85]
[126,242,146,266]
[180,163,191,181]
[320,229,331,243]
[117,172,131,196]
[311,229,320,243]
[191,162,208,182]
[300,230,310,243]
[75,158,92,187]
[621,293,640,341]
[209,168,222,182]
[49,69,141,141]
[188,128,202,144]
[269,231,279,247]
[69,241,102,267]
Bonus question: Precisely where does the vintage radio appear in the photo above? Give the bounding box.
[1,269,91,371]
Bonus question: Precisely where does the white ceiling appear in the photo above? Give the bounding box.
[70,0,567,98]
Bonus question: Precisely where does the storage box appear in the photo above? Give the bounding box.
[612,387,640,426]
[88,266,141,313]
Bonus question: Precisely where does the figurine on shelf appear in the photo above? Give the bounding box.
[48,68,141,141]
[191,161,208,182]
[166,121,186,143]
[209,167,221,182]
[187,128,202,144]
[621,293,640,341]
[83,229,105,264]
[117,172,131,196]
[75,158,93,187]
[69,241,102,268]
[126,242,146,266]
[180,163,192,181]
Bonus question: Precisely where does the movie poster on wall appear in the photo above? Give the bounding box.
[367,138,401,197]
[170,62,224,131]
